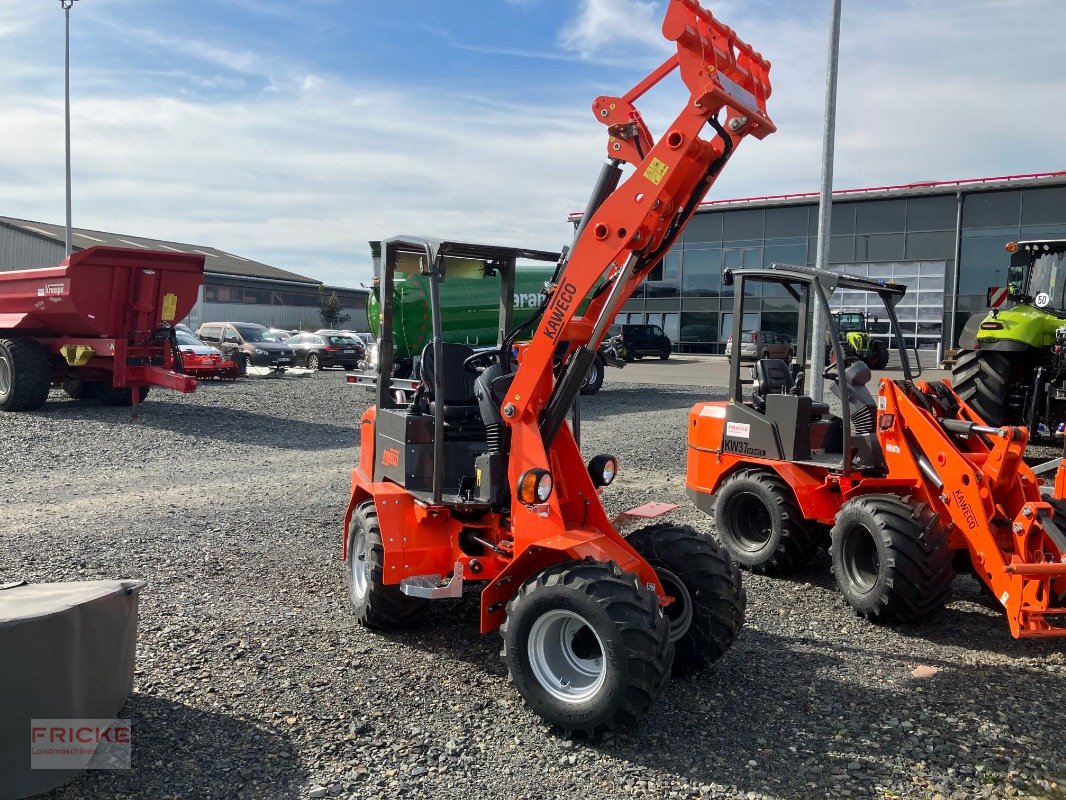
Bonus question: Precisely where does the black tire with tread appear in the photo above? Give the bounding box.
[0,338,51,412]
[308,353,321,370]
[579,354,605,395]
[712,468,824,574]
[98,384,150,407]
[63,377,100,401]
[660,347,670,360]
[952,348,1010,426]
[830,494,954,623]
[500,559,671,737]
[867,342,889,370]
[626,524,745,676]
[346,501,426,629]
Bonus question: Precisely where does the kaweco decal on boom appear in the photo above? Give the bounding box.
[543,282,577,341]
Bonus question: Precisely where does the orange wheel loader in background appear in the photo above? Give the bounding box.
[342,0,776,735]
[687,265,1066,639]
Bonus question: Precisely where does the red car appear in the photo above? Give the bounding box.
[175,331,240,380]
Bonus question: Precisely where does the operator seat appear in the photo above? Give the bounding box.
[752,358,829,415]
[419,342,481,422]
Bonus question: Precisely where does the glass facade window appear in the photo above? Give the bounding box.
[617,180,1066,354]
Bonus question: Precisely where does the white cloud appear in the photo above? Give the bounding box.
[559,0,670,59]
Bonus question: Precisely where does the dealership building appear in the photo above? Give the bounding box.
[0,216,368,332]
[612,171,1066,354]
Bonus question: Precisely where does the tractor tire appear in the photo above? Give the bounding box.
[500,559,671,737]
[867,343,889,370]
[830,494,954,624]
[0,338,51,412]
[63,377,100,400]
[346,501,426,629]
[952,349,1010,426]
[98,385,150,407]
[579,354,605,396]
[712,468,824,574]
[627,524,745,676]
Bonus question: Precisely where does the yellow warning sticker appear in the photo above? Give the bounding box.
[161,292,178,322]
[644,157,669,185]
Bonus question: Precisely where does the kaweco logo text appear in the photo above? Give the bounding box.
[543,282,577,341]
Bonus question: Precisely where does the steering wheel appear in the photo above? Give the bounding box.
[463,349,500,373]
[822,356,858,381]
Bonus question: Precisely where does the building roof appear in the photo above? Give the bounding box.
[568,170,1066,221]
[0,215,320,284]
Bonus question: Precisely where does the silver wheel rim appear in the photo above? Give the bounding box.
[658,568,694,642]
[309,355,319,369]
[350,529,369,600]
[528,609,606,703]
[586,361,599,386]
[0,354,10,396]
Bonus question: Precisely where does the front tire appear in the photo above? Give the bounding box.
[952,348,1011,426]
[501,559,671,737]
[346,501,426,629]
[0,338,51,412]
[712,468,824,574]
[307,353,321,371]
[627,524,745,676]
[660,347,671,360]
[830,494,954,623]
[867,342,889,370]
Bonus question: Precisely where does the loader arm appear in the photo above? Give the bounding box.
[505,0,774,447]
[878,378,1066,638]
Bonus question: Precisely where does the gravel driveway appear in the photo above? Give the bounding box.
[2,373,1063,800]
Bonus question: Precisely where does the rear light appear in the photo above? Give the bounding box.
[980,322,1004,330]
[324,347,341,352]
[346,375,358,384]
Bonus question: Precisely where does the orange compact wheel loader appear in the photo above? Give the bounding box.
[342,0,776,734]
[687,265,1066,639]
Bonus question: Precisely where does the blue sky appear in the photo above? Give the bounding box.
[1,0,1064,286]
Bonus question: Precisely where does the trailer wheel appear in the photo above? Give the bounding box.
[0,339,51,412]
[501,559,671,736]
[712,469,824,574]
[830,494,954,624]
[98,385,150,407]
[627,524,745,676]
[346,501,426,629]
[579,354,604,396]
[952,349,1010,426]
[62,377,100,400]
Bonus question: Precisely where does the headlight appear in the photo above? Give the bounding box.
[587,454,619,488]
[517,468,552,505]
[254,348,268,355]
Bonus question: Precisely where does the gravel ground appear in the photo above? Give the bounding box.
[2,372,1064,800]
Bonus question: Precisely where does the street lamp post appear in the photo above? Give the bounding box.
[60,0,79,257]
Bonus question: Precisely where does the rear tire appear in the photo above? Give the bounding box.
[501,559,671,737]
[712,468,824,574]
[660,347,670,360]
[98,385,150,406]
[626,524,745,676]
[63,377,100,400]
[346,501,426,629]
[0,339,51,412]
[952,349,1010,426]
[830,494,954,623]
[867,342,889,370]
[307,353,321,371]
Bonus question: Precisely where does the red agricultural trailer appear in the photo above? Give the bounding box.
[0,246,205,412]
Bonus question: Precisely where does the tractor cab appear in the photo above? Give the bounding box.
[357,235,560,506]
[1006,240,1066,313]
[715,264,911,474]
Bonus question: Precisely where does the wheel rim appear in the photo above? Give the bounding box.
[0,354,11,396]
[309,355,319,369]
[841,523,880,593]
[658,568,694,642]
[586,361,599,386]
[527,609,606,703]
[349,529,369,601]
[725,491,774,553]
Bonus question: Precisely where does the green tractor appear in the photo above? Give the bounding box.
[953,240,1066,434]
[827,310,890,369]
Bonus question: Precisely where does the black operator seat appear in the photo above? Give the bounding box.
[419,342,481,422]
[752,358,830,415]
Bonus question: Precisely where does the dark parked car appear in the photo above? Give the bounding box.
[614,323,673,360]
[196,322,295,373]
[287,333,363,370]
